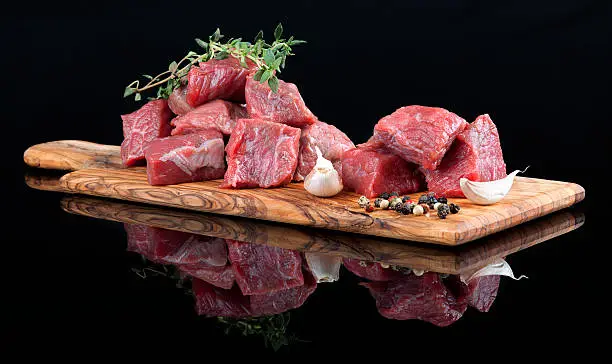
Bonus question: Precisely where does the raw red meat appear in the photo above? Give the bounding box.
[245,77,317,127]
[144,130,225,186]
[120,99,173,166]
[186,58,254,107]
[167,86,194,116]
[341,143,425,198]
[124,224,185,263]
[227,240,304,295]
[170,99,247,136]
[370,105,468,170]
[179,262,236,290]
[362,273,468,327]
[464,275,500,312]
[250,269,317,316]
[422,114,507,197]
[343,259,408,281]
[192,279,252,318]
[293,120,355,181]
[221,119,300,189]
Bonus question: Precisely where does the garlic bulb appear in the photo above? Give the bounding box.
[304,146,343,197]
[460,168,528,205]
[460,259,528,284]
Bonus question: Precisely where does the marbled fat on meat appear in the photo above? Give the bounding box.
[144,130,225,186]
[245,77,317,127]
[423,114,507,197]
[167,86,194,116]
[171,99,247,136]
[294,120,355,181]
[371,105,468,170]
[186,58,255,107]
[120,99,173,166]
[193,279,252,318]
[221,119,300,189]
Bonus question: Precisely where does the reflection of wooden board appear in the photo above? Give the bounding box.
[24,140,586,246]
[60,195,585,274]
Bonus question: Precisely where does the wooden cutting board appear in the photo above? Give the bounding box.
[24,140,586,246]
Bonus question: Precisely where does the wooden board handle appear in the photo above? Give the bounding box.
[24,140,122,171]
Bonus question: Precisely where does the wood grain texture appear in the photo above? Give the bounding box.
[25,173,69,192]
[58,167,584,245]
[24,140,122,170]
[60,195,584,274]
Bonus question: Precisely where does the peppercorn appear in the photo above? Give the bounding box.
[413,204,424,215]
[437,203,450,219]
[433,202,442,211]
[394,202,404,213]
[427,192,437,199]
[365,205,375,213]
[390,191,400,197]
[449,203,461,214]
[379,192,391,200]
[380,199,390,209]
[401,202,414,215]
[402,196,411,203]
[358,196,370,208]
[389,197,402,209]
[374,198,384,208]
[418,194,429,204]
[438,197,448,204]
[419,204,430,213]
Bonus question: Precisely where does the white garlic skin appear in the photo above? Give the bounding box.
[303,146,343,197]
[460,169,523,205]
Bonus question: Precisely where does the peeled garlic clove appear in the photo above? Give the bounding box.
[460,258,528,284]
[305,253,342,283]
[304,146,343,197]
[460,169,526,205]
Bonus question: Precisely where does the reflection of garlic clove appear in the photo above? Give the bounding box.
[305,253,342,283]
[460,258,528,284]
[304,146,343,197]
[460,168,527,205]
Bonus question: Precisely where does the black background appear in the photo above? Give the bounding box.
[1,0,608,358]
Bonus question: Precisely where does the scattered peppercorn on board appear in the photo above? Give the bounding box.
[24,140,586,246]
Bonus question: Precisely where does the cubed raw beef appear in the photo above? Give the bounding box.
[179,262,236,290]
[361,273,468,327]
[144,130,225,186]
[343,259,408,281]
[186,58,254,107]
[250,269,317,316]
[422,114,507,197]
[120,99,173,166]
[293,120,355,181]
[192,279,252,318]
[227,240,304,295]
[341,143,424,198]
[221,119,300,189]
[464,275,500,312]
[170,100,248,136]
[245,77,317,127]
[370,105,468,170]
[167,86,194,116]
[124,224,185,263]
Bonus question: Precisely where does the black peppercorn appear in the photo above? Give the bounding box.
[374,198,384,208]
[401,202,414,215]
[394,203,404,213]
[438,197,448,204]
[418,194,429,204]
[449,203,461,214]
[379,192,391,200]
[437,203,450,219]
[402,196,411,203]
[390,191,400,197]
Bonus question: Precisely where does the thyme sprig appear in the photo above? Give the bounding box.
[124,23,305,101]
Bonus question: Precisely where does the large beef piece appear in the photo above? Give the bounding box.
[464,275,500,312]
[362,273,468,327]
[341,143,424,198]
[180,262,236,290]
[245,77,317,127]
[343,259,408,281]
[370,105,468,170]
[120,99,173,166]
[423,114,507,197]
[294,120,355,181]
[250,269,317,316]
[221,119,300,189]
[167,86,194,116]
[171,100,247,136]
[193,279,252,318]
[186,58,254,107]
[227,240,304,295]
[144,130,225,186]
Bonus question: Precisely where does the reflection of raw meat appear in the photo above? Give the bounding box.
[186,58,255,107]
[362,273,468,327]
[250,270,317,316]
[464,275,500,312]
[370,105,468,170]
[343,259,408,281]
[227,240,304,295]
[294,121,355,181]
[179,262,235,290]
[120,99,173,166]
[171,100,247,136]
[144,130,225,186]
[423,114,507,197]
[168,86,193,116]
[193,279,252,318]
[245,76,317,128]
[341,143,424,198]
[221,119,300,189]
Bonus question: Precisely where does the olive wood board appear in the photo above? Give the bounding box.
[24,140,586,246]
[59,195,584,275]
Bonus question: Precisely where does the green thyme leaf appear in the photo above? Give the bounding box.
[123,87,135,98]
[195,38,208,50]
[168,61,178,72]
[253,69,264,81]
[134,93,142,101]
[211,28,222,42]
[263,49,275,66]
[254,30,264,42]
[274,23,283,40]
[260,69,272,83]
[268,75,279,92]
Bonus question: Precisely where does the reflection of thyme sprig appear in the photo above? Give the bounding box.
[217,313,303,351]
[124,23,305,101]
[130,258,191,293]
